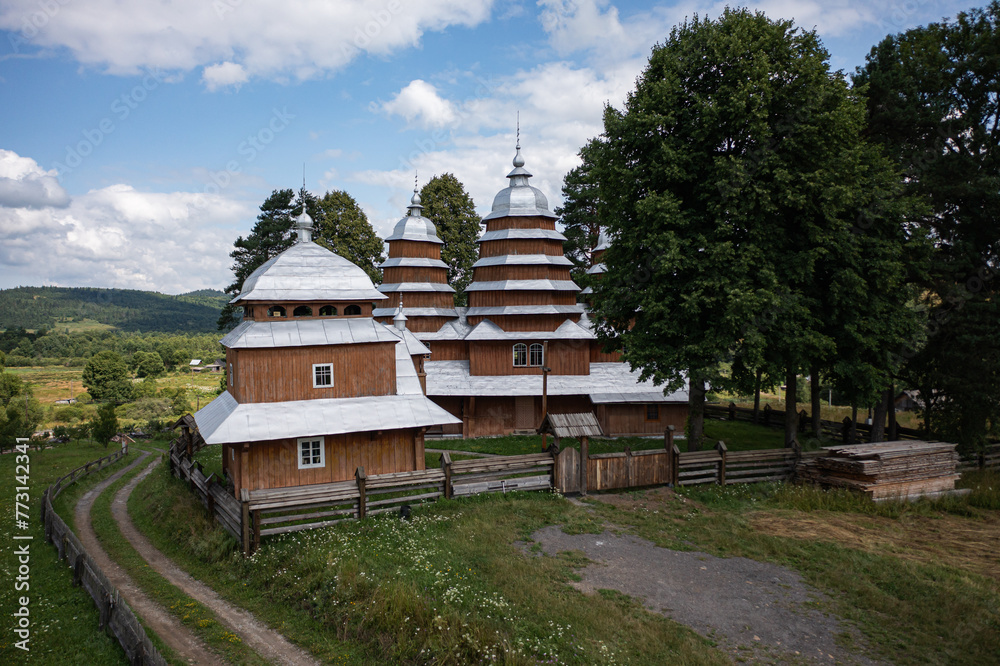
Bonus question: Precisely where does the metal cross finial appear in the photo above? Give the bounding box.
[414,170,418,191]
[516,111,520,149]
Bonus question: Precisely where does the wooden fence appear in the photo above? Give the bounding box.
[41,447,167,666]
[170,439,555,555]
[703,403,923,442]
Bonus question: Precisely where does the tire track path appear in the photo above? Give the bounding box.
[114,454,320,666]
[74,450,224,665]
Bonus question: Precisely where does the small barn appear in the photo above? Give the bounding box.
[193,198,459,497]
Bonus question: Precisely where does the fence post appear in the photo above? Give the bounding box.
[715,441,727,485]
[252,510,261,553]
[440,453,453,499]
[671,444,680,486]
[798,410,808,433]
[728,402,736,420]
[579,435,589,496]
[841,417,852,444]
[240,489,250,557]
[763,404,772,426]
[548,443,559,491]
[356,467,367,519]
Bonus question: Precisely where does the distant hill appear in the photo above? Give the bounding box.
[0,286,228,333]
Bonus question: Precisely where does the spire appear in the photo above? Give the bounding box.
[408,174,423,217]
[507,116,531,186]
[293,181,313,243]
[393,296,408,331]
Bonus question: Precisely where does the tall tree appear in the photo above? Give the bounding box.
[218,189,313,330]
[855,2,1000,451]
[419,174,481,306]
[91,402,119,448]
[314,190,385,284]
[555,141,602,283]
[82,350,135,404]
[592,8,917,449]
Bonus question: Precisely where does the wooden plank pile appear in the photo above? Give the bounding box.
[796,440,960,500]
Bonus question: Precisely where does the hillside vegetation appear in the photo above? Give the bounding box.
[0,286,228,333]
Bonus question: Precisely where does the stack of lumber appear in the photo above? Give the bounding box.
[796,440,960,500]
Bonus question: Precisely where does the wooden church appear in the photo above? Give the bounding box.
[375,143,689,438]
[193,201,460,497]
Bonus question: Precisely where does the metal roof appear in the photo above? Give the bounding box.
[193,392,461,445]
[594,231,610,252]
[233,242,387,303]
[477,228,567,243]
[389,327,432,356]
[379,257,449,269]
[414,318,473,341]
[378,282,456,293]
[483,146,557,221]
[466,305,585,317]
[393,337,425,394]
[425,361,689,402]
[384,189,446,244]
[586,262,606,275]
[372,306,459,318]
[465,279,580,292]
[473,254,573,268]
[539,412,604,438]
[463,318,595,341]
[220,318,402,349]
[580,287,593,295]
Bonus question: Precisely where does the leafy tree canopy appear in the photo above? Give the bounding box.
[132,350,165,378]
[418,173,481,305]
[592,8,920,447]
[92,402,119,448]
[855,1,1000,449]
[555,140,602,283]
[82,350,135,404]
[314,189,385,284]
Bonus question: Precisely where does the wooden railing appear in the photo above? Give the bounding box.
[41,447,168,666]
[703,403,923,442]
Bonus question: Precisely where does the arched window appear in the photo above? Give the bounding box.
[318,305,337,316]
[344,304,362,316]
[529,343,544,367]
[267,305,286,318]
[512,343,527,367]
[293,305,313,317]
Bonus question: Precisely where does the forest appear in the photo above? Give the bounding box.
[0,286,228,332]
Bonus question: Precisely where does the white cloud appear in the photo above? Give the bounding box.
[201,61,249,91]
[0,149,70,209]
[380,79,459,129]
[0,151,250,292]
[0,0,495,87]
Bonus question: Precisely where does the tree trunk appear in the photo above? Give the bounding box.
[688,374,706,452]
[869,388,892,442]
[887,382,898,441]
[850,403,858,444]
[810,366,822,439]
[784,369,798,448]
[752,367,762,424]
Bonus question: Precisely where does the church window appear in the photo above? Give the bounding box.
[344,304,362,315]
[529,343,544,367]
[313,363,333,388]
[319,305,337,316]
[293,305,313,317]
[513,343,527,367]
[298,437,325,469]
[267,305,286,318]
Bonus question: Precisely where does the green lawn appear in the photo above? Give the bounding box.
[0,442,131,665]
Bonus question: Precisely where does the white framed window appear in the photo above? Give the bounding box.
[529,343,544,367]
[298,437,325,469]
[313,363,333,388]
[513,343,527,367]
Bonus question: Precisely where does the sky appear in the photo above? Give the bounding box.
[0,0,973,295]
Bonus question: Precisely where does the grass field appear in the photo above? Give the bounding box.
[0,442,131,665]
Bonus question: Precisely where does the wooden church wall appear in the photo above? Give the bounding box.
[238,428,423,491]
[424,341,468,360]
[484,216,556,231]
[478,239,565,258]
[382,267,450,283]
[389,241,441,259]
[596,404,688,436]
[468,341,589,376]
[232,342,397,403]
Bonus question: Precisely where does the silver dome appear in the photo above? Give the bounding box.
[385,187,444,244]
[483,145,557,221]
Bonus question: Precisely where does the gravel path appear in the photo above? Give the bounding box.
[74,450,224,665]
[527,526,881,665]
[113,455,320,666]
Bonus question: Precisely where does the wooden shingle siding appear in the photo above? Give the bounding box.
[598,404,688,436]
[389,240,441,259]
[478,239,565,258]
[485,216,557,231]
[424,341,469,360]
[474,265,573,281]
[468,290,578,308]
[382,267,450,283]
[469,341,589,376]
[234,343,396,403]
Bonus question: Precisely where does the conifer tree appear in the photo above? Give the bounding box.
[419,174,481,306]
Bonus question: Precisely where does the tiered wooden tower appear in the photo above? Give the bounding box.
[465,144,581,332]
[374,188,458,333]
